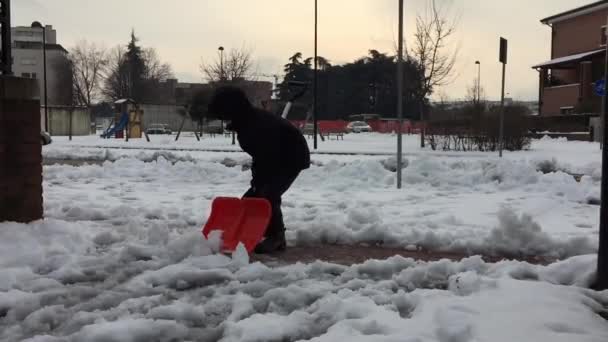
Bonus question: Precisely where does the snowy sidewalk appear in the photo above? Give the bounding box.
[1,135,604,340]
[251,244,554,267]
[1,220,607,341]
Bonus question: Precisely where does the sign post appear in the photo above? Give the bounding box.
[396,0,404,189]
[498,37,508,158]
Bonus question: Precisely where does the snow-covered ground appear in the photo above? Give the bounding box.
[1,133,607,341]
[42,134,602,257]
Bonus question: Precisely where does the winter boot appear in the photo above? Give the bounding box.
[254,232,286,254]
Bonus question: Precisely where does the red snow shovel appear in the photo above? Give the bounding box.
[202,197,272,254]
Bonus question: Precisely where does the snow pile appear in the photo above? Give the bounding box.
[40,154,601,258]
[482,208,594,258]
[3,225,607,342]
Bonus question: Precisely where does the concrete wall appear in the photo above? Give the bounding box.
[552,8,608,58]
[140,104,198,132]
[43,106,91,136]
[12,48,70,106]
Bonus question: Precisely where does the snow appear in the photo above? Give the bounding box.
[0,133,606,340]
[37,134,604,258]
[6,248,607,341]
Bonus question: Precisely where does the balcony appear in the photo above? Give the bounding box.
[541,82,600,115]
[541,83,580,115]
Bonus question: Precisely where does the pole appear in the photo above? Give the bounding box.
[0,0,13,75]
[69,107,73,141]
[397,0,404,189]
[477,62,481,103]
[499,63,505,157]
[42,27,48,132]
[498,38,508,158]
[219,47,224,81]
[596,17,608,290]
[313,0,318,150]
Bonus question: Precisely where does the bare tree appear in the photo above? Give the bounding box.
[102,45,173,102]
[466,78,486,105]
[200,46,255,82]
[102,45,129,101]
[69,40,108,106]
[408,0,460,147]
[143,48,173,82]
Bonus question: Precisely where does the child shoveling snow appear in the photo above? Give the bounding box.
[207,86,311,254]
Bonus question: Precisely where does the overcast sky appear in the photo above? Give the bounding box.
[13,0,592,101]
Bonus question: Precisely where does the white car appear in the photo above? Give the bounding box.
[41,131,52,145]
[346,121,372,133]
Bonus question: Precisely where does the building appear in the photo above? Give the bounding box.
[533,1,608,116]
[136,78,273,132]
[153,78,273,108]
[9,25,72,106]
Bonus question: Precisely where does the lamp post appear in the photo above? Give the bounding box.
[218,46,224,81]
[31,21,48,132]
[218,46,236,145]
[475,61,481,103]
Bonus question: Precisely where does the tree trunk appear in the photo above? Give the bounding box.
[419,100,425,148]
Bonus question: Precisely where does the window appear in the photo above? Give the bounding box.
[31,73,37,79]
[20,58,36,66]
[16,30,34,37]
[560,106,575,115]
[601,26,607,46]
[21,72,31,78]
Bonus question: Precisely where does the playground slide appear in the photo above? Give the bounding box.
[101,113,129,138]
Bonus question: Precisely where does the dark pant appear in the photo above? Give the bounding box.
[242,171,300,238]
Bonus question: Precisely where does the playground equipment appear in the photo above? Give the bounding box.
[202,197,272,254]
[101,99,144,139]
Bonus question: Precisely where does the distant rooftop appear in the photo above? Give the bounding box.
[541,0,608,25]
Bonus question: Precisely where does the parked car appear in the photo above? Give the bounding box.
[146,124,172,135]
[41,131,52,145]
[346,121,372,133]
[202,120,226,134]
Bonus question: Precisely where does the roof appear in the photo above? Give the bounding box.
[114,99,136,105]
[541,1,608,25]
[12,41,68,53]
[532,49,604,69]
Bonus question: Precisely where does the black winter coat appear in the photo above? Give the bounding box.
[228,109,311,186]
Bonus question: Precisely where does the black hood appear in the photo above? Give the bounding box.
[207,86,253,121]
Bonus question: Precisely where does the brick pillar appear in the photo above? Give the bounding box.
[0,76,43,223]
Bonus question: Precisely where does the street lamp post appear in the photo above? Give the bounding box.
[218,46,224,81]
[217,46,233,143]
[31,21,48,132]
[475,61,481,103]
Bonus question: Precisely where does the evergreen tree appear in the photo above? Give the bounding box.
[126,31,146,102]
[277,50,424,120]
